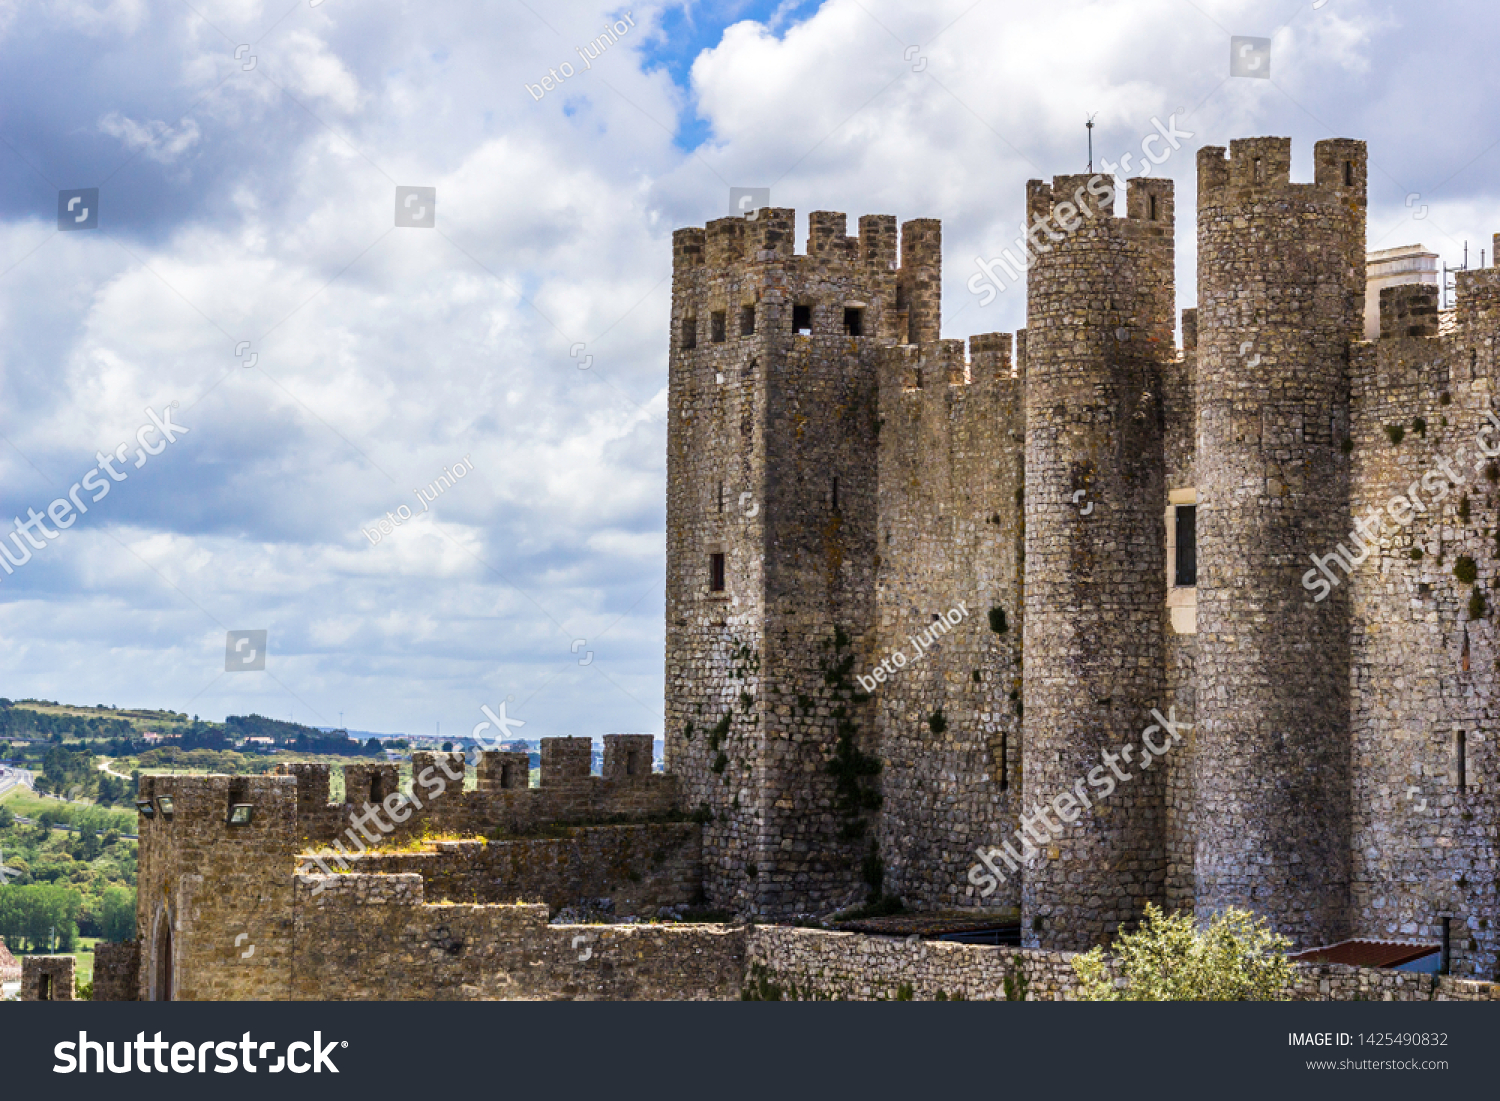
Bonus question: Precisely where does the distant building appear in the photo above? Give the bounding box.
[1364,244,1440,339]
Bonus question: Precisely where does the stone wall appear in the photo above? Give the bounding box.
[21,956,76,1001]
[874,334,1025,910]
[290,874,745,1001]
[282,748,681,850]
[335,823,702,914]
[1345,274,1500,979]
[92,942,140,1002]
[745,926,1500,1002]
[1162,313,1199,911]
[745,925,1076,1001]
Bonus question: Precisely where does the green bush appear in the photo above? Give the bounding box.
[1455,556,1478,584]
[1072,903,1292,1001]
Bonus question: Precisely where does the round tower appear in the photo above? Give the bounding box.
[1193,137,1366,946]
[1022,173,1175,949]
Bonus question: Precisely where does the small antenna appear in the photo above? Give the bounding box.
[1086,113,1098,173]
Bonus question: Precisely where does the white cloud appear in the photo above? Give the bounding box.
[98,113,202,163]
[0,0,1496,740]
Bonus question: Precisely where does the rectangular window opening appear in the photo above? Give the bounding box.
[710,311,726,343]
[39,975,52,1001]
[832,476,839,511]
[843,307,864,336]
[793,304,812,335]
[1149,195,1158,221]
[681,316,697,350]
[1344,160,1353,186]
[999,731,1009,791]
[709,552,726,593]
[739,305,756,336]
[1456,730,1467,793]
[1174,505,1197,587]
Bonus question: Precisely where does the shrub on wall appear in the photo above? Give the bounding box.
[1072,903,1291,1001]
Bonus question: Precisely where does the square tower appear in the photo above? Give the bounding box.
[665,209,932,914]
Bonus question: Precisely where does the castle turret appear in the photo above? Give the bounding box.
[666,209,906,914]
[1021,173,1176,949]
[1193,138,1366,947]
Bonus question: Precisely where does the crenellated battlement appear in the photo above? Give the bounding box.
[1198,137,1367,204]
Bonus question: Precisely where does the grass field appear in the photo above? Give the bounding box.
[0,787,74,818]
[1,787,138,834]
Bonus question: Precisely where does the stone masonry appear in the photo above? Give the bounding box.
[664,133,1499,976]
[85,131,1500,1000]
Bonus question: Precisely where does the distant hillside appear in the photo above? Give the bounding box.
[225,714,380,757]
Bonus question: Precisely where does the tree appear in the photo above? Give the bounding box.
[1072,903,1292,1001]
[0,883,83,951]
[98,886,136,942]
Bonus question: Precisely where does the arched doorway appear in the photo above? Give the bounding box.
[153,909,173,1001]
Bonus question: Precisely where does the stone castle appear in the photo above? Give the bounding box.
[29,135,1500,1001]
[664,134,1496,970]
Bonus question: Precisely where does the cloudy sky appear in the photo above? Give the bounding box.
[0,0,1494,740]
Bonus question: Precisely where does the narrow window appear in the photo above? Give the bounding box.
[832,476,839,511]
[39,974,52,1001]
[625,748,639,777]
[370,777,380,804]
[843,307,864,336]
[1440,917,1452,975]
[1344,160,1353,186]
[1253,157,1263,181]
[709,552,726,592]
[793,304,812,335]
[1148,195,1158,221]
[717,480,724,514]
[711,311,726,343]
[1456,730,1467,793]
[999,731,1009,791]
[740,305,756,336]
[1174,505,1197,587]
[681,315,697,350]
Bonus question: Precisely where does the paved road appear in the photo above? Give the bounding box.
[0,767,33,799]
